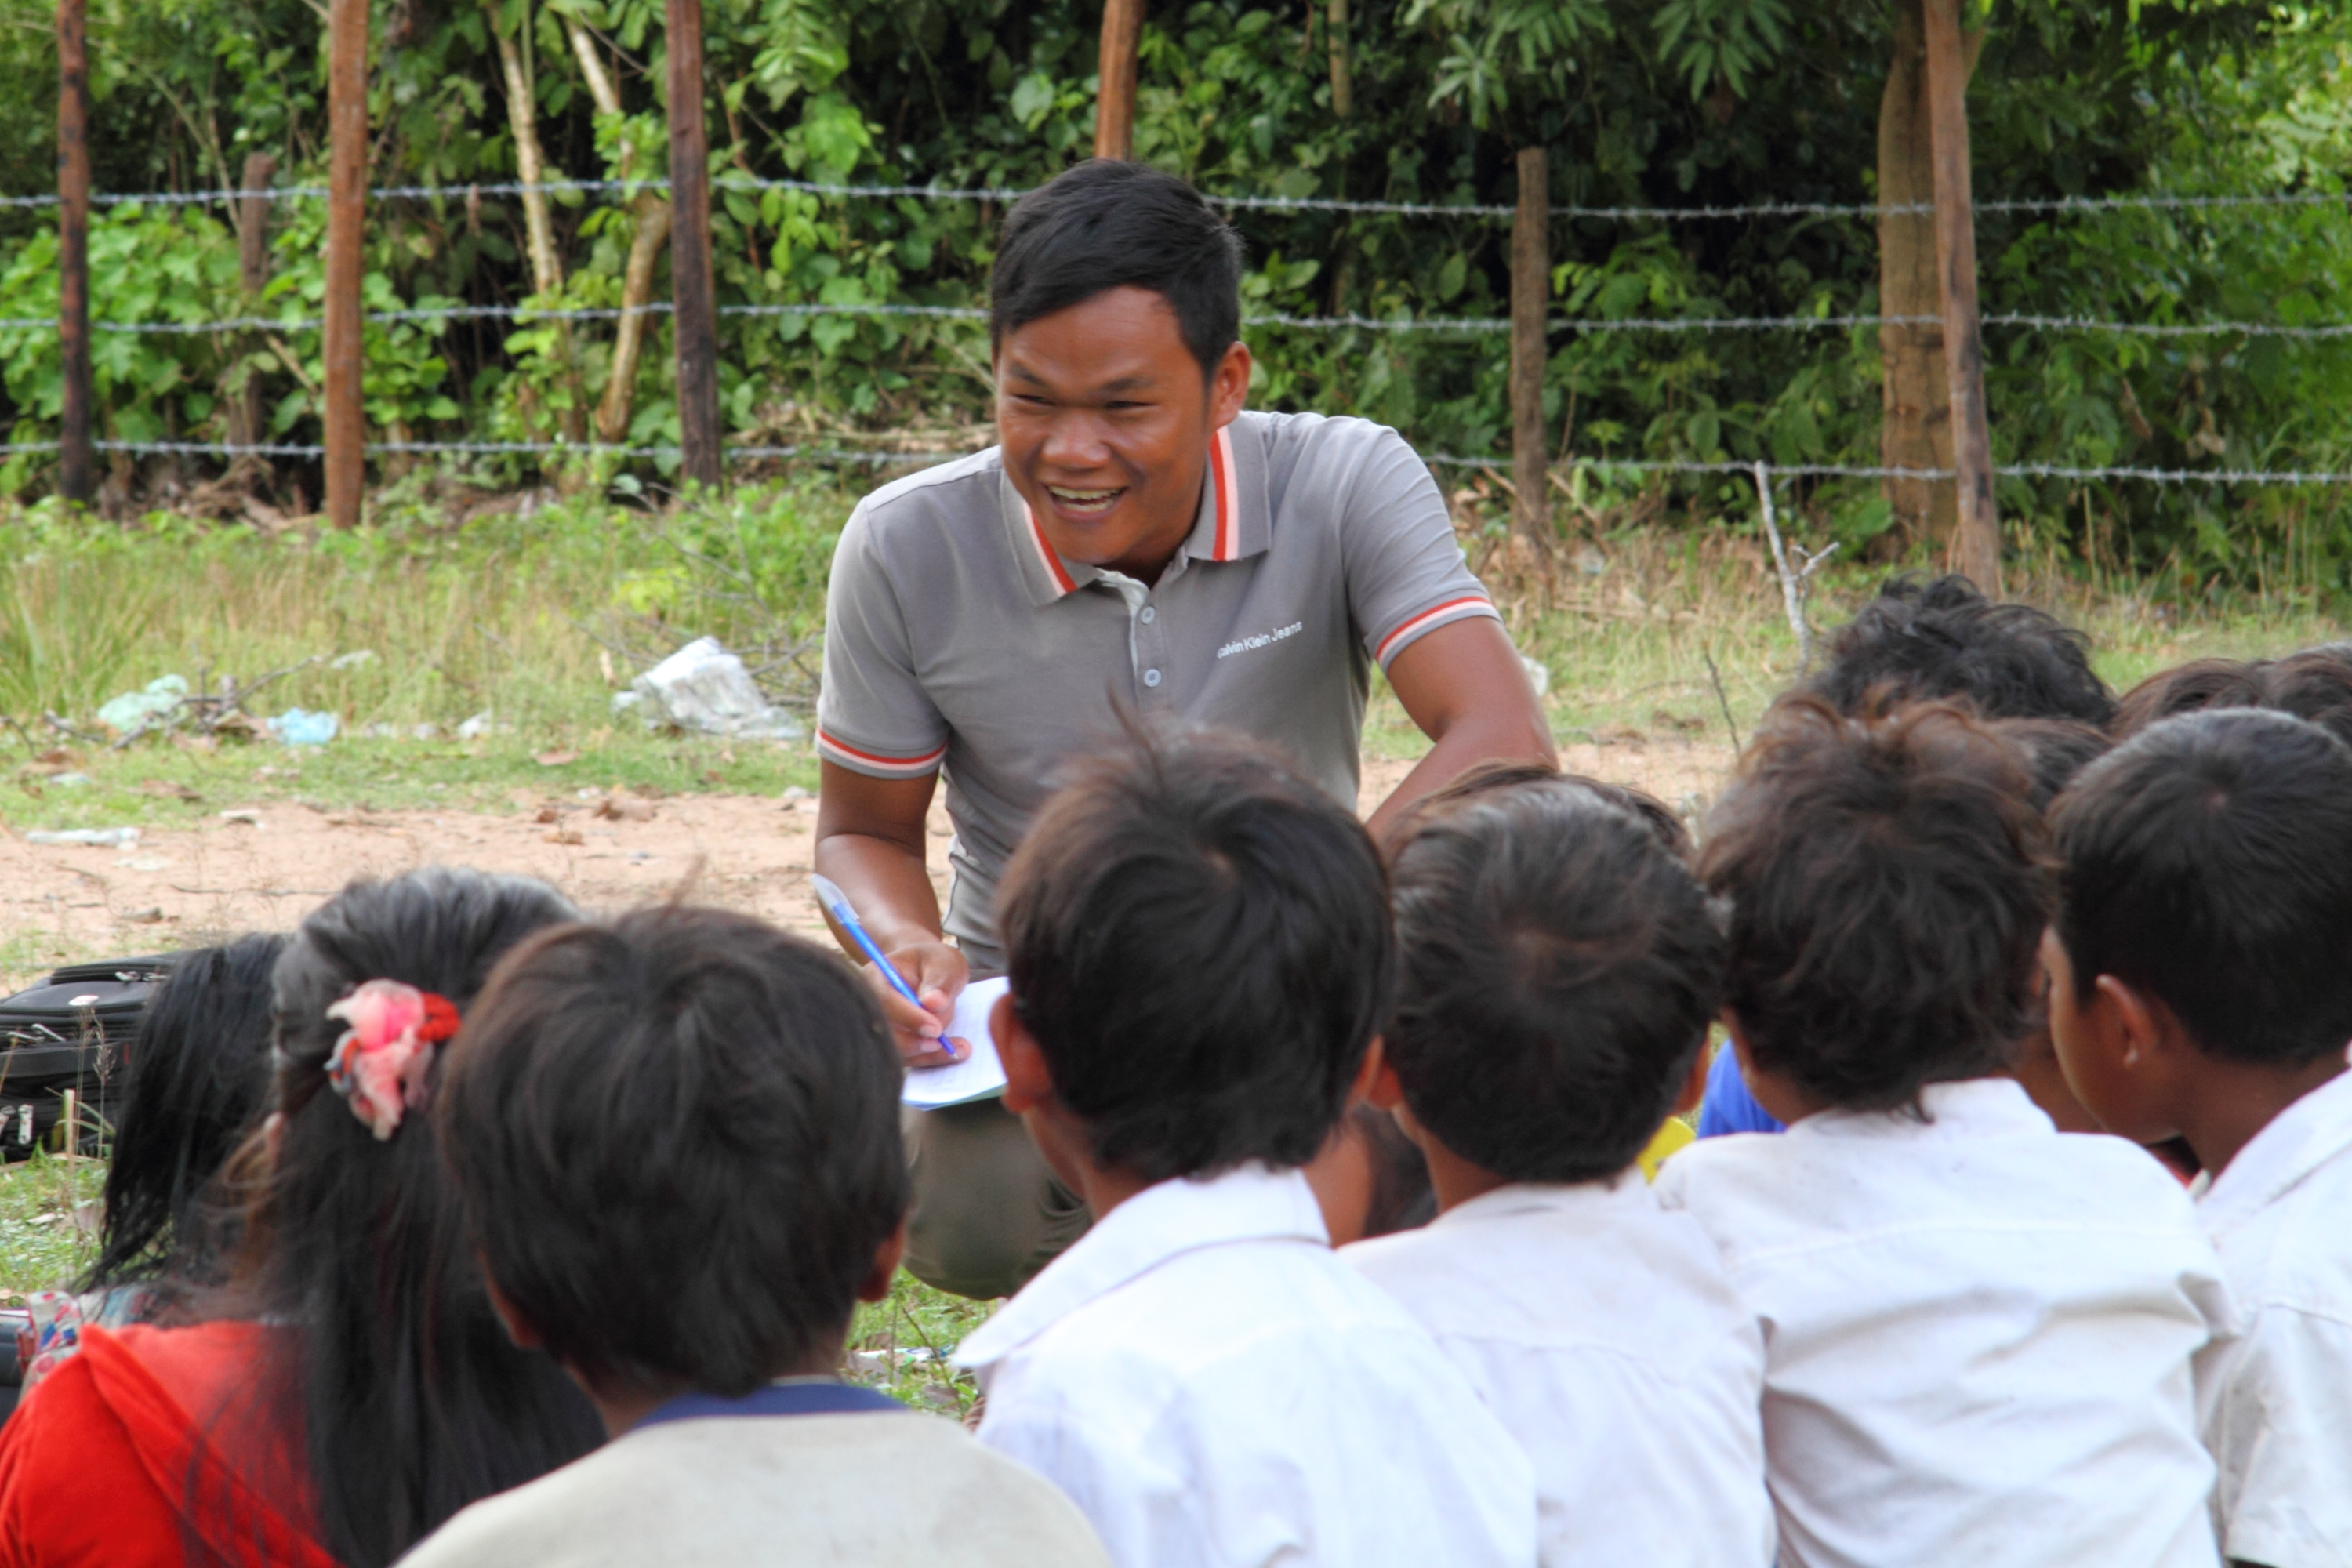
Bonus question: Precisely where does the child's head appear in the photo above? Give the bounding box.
[440,906,907,1410]
[2046,710,2352,1139]
[1805,573,2114,725]
[89,932,285,1294]
[1700,697,2054,1117]
[1385,779,1723,1185]
[996,728,1392,1185]
[243,867,600,1567]
[2114,648,2352,753]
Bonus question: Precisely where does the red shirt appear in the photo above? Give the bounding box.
[0,1322,336,1568]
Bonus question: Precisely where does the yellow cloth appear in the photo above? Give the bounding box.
[1637,1117,1697,1181]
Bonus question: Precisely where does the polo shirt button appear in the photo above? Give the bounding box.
[1139,606,1156,624]
[1143,668,1163,688]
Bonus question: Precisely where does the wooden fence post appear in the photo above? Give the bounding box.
[666,0,721,491]
[1510,144,1551,553]
[234,151,277,452]
[324,0,368,528]
[55,0,91,508]
[1922,0,1998,594]
[1094,0,1144,161]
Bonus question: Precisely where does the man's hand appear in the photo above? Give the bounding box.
[868,936,970,1068]
[815,760,975,1067]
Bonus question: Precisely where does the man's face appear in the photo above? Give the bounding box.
[994,285,1249,580]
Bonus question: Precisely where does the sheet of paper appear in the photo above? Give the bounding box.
[901,975,1011,1109]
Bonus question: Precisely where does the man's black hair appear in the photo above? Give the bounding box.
[989,160,1244,383]
[1805,573,2115,726]
[1700,695,2054,1112]
[2052,709,2352,1067]
[440,906,908,1399]
[1387,782,1723,1185]
[997,726,1392,1184]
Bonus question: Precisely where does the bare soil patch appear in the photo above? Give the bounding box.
[0,735,1732,970]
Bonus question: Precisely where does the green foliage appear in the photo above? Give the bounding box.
[0,0,2350,593]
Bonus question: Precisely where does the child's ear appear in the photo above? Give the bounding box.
[480,1269,543,1351]
[1347,1036,1388,1109]
[858,1219,909,1305]
[1669,1036,1715,1118]
[992,991,1054,1115]
[1364,1039,1407,1113]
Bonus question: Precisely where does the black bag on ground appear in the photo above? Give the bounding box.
[0,955,178,1160]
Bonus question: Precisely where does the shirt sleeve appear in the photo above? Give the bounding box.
[815,499,950,778]
[2206,1303,2352,1568]
[1336,424,1504,672]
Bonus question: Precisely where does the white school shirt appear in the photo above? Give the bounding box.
[1653,1076,2232,1568]
[953,1163,1538,1568]
[2194,1065,2352,1568]
[1343,1178,1777,1568]
[398,1407,1111,1568]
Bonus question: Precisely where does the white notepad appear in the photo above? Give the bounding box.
[900,975,1011,1109]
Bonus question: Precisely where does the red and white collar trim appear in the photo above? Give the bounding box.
[1019,427,1244,601]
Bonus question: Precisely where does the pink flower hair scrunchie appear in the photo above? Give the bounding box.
[323,979,461,1139]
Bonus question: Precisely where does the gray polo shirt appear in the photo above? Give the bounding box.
[817,408,1500,969]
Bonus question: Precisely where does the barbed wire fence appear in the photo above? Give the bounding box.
[5,172,2352,494]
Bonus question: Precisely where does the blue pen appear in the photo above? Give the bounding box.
[812,875,956,1055]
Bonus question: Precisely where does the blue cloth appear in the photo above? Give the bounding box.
[1695,1044,1786,1138]
[636,1379,905,1430]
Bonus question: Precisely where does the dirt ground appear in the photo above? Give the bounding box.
[0,735,1733,967]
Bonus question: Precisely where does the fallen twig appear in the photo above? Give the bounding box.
[1702,646,1743,756]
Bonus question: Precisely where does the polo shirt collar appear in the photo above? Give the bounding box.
[954,1163,1327,1371]
[996,425,1269,608]
[2196,1058,2352,1236]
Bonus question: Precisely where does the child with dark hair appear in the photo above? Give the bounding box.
[1657,699,2230,1568]
[2045,710,2352,1567]
[15,935,287,1396]
[1801,572,2116,724]
[954,729,1536,1567]
[404,906,1109,1567]
[1699,572,2116,1138]
[1345,780,1773,1567]
[2115,645,2352,753]
[0,869,603,1568]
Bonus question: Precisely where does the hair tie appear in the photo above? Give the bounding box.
[323,980,460,1140]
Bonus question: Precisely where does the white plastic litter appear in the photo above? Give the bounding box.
[27,828,140,848]
[456,710,495,741]
[95,675,189,735]
[49,772,90,788]
[628,637,805,741]
[269,708,339,746]
[1519,655,1552,697]
[328,649,378,670]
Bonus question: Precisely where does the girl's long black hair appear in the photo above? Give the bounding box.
[209,868,602,1567]
[85,934,285,1298]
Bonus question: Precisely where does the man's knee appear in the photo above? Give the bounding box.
[902,1098,1090,1299]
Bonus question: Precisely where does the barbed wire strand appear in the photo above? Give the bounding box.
[6,438,2349,486]
[1,177,2347,220]
[9,304,2351,340]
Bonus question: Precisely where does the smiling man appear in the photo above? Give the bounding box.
[814,160,1554,1299]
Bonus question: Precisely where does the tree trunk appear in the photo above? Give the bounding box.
[1877,0,1959,557]
[667,0,723,490]
[564,16,673,446]
[55,0,92,508]
[1327,0,1352,118]
[1511,145,1552,554]
[489,0,585,445]
[1922,0,1998,593]
[228,152,278,453]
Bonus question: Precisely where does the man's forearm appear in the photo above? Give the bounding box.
[813,830,946,953]
[1363,707,1555,844]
